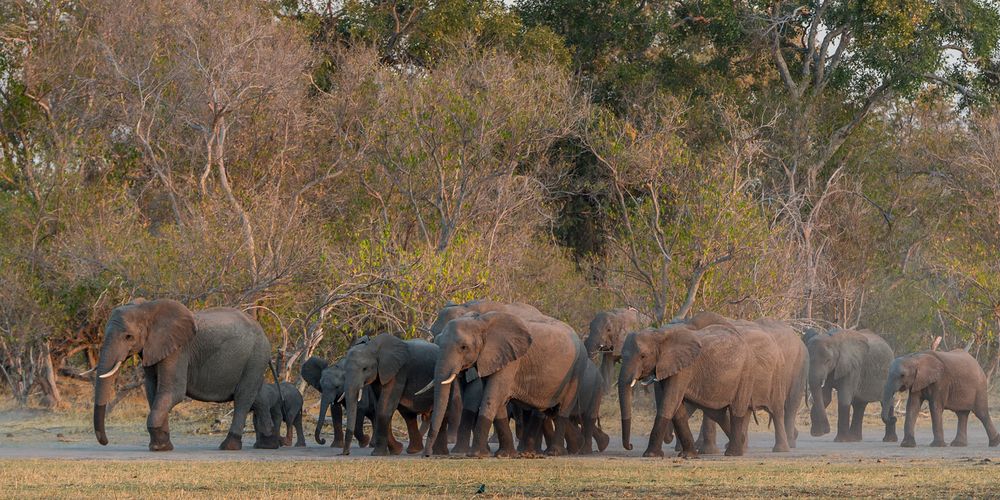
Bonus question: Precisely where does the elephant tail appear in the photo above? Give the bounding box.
[269,361,288,433]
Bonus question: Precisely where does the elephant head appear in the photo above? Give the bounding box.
[302,356,338,445]
[881,353,943,426]
[805,330,868,436]
[617,325,702,451]
[341,333,409,454]
[422,311,532,455]
[585,308,646,387]
[93,299,195,446]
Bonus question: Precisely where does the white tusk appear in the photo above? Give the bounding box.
[98,360,122,379]
[640,377,655,386]
[79,367,95,376]
[357,389,363,402]
[337,393,345,403]
[441,373,457,385]
[630,379,637,388]
[414,381,434,396]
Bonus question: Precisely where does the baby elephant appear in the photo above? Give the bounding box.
[881,349,1000,448]
[253,382,306,448]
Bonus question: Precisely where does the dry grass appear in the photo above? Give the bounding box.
[2,456,1000,498]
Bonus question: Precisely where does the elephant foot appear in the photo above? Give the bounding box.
[545,445,567,457]
[371,447,390,456]
[494,447,518,458]
[724,445,744,457]
[295,441,307,447]
[596,432,609,452]
[281,437,292,447]
[467,447,492,458]
[432,443,450,456]
[883,433,898,443]
[358,434,371,448]
[388,440,404,455]
[772,443,791,453]
[810,425,830,437]
[929,439,947,447]
[147,427,173,452]
[900,436,916,448]
[578,443,594,455]
[219,432,243,451]
[332,439,345,448]
[677,450,699,459]
[698,443,721,455]
[406,442,424,454]
[255,434,281,450]
[452,442,471,454]
[642,448,665,458]
[950,439,968,447]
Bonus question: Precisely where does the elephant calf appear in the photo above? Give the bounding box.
[253,382,306,448]
[882,349,1000,448]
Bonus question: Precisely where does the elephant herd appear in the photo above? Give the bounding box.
[90,298,1000,456]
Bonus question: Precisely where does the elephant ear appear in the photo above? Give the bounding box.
[912,354,944,392]
[832,332,868,380]
[141,300,196,367]
[476,312,532,377]
[655,327,703,381]
[300,356,329,391]
[376,334,409,383]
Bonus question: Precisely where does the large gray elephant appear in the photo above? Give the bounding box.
[806,327,895,442]
[428,299,546,453]
[421,311,586,457]
[585,307,649,386]
[882,349,1000,448]
[618,323,755,457]
[252,382,305,448]
[341,333,449,456]
[93,299,273,451]
[687,312,808,452]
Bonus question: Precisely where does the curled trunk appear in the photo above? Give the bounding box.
[315,393,331,444]
[92,351,119,446]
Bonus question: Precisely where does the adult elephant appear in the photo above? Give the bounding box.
[421,311,586,457]
[93,299,273,451]
[806,327,895,442]
[882,349,1000,448]
[618,323,754,457]
[429,299,546,453]
[585,307,649,386]
[341,333,449,456]
[688,312,808,452]
[301,356,382,449]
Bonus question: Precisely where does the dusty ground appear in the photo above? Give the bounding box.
[2,380,1000,497]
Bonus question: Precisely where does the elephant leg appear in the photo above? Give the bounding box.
[558,416,583,454]
[771,406,790,452]
[833,399,852,442]
[451,409,476,454]
[847,402,866,442]
[517,410,543,454]
[698,408,726,455]
[294,412,306,447]
[929,399,946,447]
[222,361,266,451]
[724,413,748,457]
[671,406,698,459]
[372,382,405,456]
[330,403,345,448]
[973,395,1000,446]
[594,421,610,452]
[357,408,372,448]
[545,414,569,456]
[400,408,424,455]
[283,415,293,447]
[951,410,969,447]
[147,362,186,452]
[470,370,514,458]
[901,394,921,447]
[577,417,593,455]
[541,414,557,452]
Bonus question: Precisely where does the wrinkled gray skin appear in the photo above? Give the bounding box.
[685,312,808,453]
[429,300,545,453]
[341,334,449,456]
[882,349,1000,448]
[424,311,585,458]
[93,299,272,451]
[522,357,610,455]
[252,382,305,448]
[585,308,649,389]
[618,324,755,458]
[806,328,895,442]
[300,356,379,449]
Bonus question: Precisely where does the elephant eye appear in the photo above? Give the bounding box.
[124,334,134,341]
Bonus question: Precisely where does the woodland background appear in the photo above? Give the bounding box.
[2,0,1000,408]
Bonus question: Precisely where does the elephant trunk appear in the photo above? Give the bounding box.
[315,393,330,445]
[599,354,616,395]
[881,378,899,426]
[618,363,635,451]
[93,350,120,446]
[423,370,455,457]
[343,382,362,455]
[808,371,831,437]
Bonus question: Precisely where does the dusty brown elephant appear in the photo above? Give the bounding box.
[585,307,650,387]
[882,349,1000,448]
[618,323,756,457]
[686,312,808,453]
